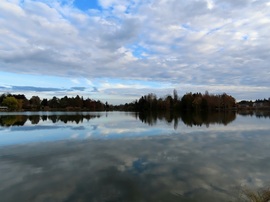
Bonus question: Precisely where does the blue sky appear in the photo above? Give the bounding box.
[0,0,270,104]
[73,0,101,11]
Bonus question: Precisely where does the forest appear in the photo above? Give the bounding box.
[0,93,107,111]
[0,90,269,112]
[117,90,237,112]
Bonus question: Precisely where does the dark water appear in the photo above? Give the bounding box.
[0,111,270,202]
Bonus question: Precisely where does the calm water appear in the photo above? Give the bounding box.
[0,111,270,202]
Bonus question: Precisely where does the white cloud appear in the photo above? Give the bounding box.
[206,0,214,9]
[71,79,80,84]
[85,79,93,86]
[0,0,270,102]
[98,0,115,8]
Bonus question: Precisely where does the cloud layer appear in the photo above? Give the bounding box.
[0,0,270,101]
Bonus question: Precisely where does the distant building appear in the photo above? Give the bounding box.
[237,103,250,108]
[253,102,265,108]
[0,106,8,111]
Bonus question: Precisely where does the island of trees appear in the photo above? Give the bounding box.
[0,90,269,112]
[117,90,237,112]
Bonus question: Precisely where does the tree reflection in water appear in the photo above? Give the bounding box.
[134,111,237,129]
[0,114,101,127]
[0,110,269,128]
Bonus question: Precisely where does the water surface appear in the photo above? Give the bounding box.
[0,111,269,202]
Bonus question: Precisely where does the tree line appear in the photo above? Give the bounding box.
[116,90,237,112]
[1,90,269,112]
[0,93,108,111]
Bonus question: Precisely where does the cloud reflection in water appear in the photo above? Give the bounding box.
[0,112,270,201]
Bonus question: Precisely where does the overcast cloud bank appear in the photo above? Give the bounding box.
[0,0,269,103]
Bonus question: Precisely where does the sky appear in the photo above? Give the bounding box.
[0,0,270,104]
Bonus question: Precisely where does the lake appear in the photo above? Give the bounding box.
[0,111,270,202]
